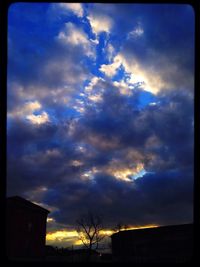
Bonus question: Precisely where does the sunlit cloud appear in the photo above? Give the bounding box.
[105,162,146,182]
[57,3,84,17]
[85,76,104,92]
[30,201,59,213]
[73,105,85,114]
[87,13,112,36]
[113,80,132,96]
[57,23,88,46]
[26,111,50,125]
[8,99,50,125]
[8,100,42,118]
[81,167,99,181]
[70,160,84,167]
[88,93,103,103]
[47,217,55,223]
[99,56,121,77]
[23,186,49,205]
[114,53,167,94]
[57,22,95,58]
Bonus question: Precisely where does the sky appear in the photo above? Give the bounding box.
[7,3,194,249]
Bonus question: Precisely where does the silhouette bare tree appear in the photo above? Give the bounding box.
[76,211,105,261]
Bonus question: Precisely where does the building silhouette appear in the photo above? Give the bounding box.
[6,196,49,260]
[111,224,193,263]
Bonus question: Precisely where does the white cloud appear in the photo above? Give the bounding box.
[105,160,146,183]
[57,22,88,46]
[149,102,158,106]
[26,111,50,125]
[25,101,41,112]
[85,76,103,91]
[106,43,115,62]
[113,80,132,96]
[90,38,99,45]
[72,105,85,114]
[99,56,121,77]
[88,93,103,103]
[57,3,84,17]
[81,76,104,104]
[81,167,99,181]
[8,100,41,117]
[114,53,167,94]
[87,13,112,36]
[8,100,43,119]
[57,22,95,58]
[128,25,144,38]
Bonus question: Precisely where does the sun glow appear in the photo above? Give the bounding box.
[46,224,159,247]
[46,230,79,241]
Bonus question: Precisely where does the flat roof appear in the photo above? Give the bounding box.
[111,223,193,238]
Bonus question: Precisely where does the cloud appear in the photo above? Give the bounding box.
[7,87,194,240]
[84,76,103,92]
[8,99,50,125]
[87,13,112,36]
[105,43,115,62]
[7,76,193,232]
[99,56,121,77]
[128,24,144,38]
[88,94,103,103]
[8,100,41,118]
[112,53,167,94]
[103,161,145,182]
[41,167,193,228]
[7,4,194,243]
[26,111,50,125]
[57,3,84,17]
[56,22,94,57]
[112,80,133,96]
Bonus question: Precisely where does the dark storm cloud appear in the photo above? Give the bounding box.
[7,3,194,231]
[7,77,193,225]
[7,85,193,229]
[7,118,84,195]
[42,167,193,227]
[8,30,89,90]
[71,84,193,171]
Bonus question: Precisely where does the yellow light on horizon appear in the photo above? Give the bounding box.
[46,224,159,245]
[120,224,159,231]
[46,230,78,241]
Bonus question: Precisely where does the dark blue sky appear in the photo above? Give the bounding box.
[7,3,194,247]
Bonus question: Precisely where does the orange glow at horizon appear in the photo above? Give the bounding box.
[46,224,159,246]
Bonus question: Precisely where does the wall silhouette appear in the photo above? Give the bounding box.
[6,196,49,260]
[111,224,193,263]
